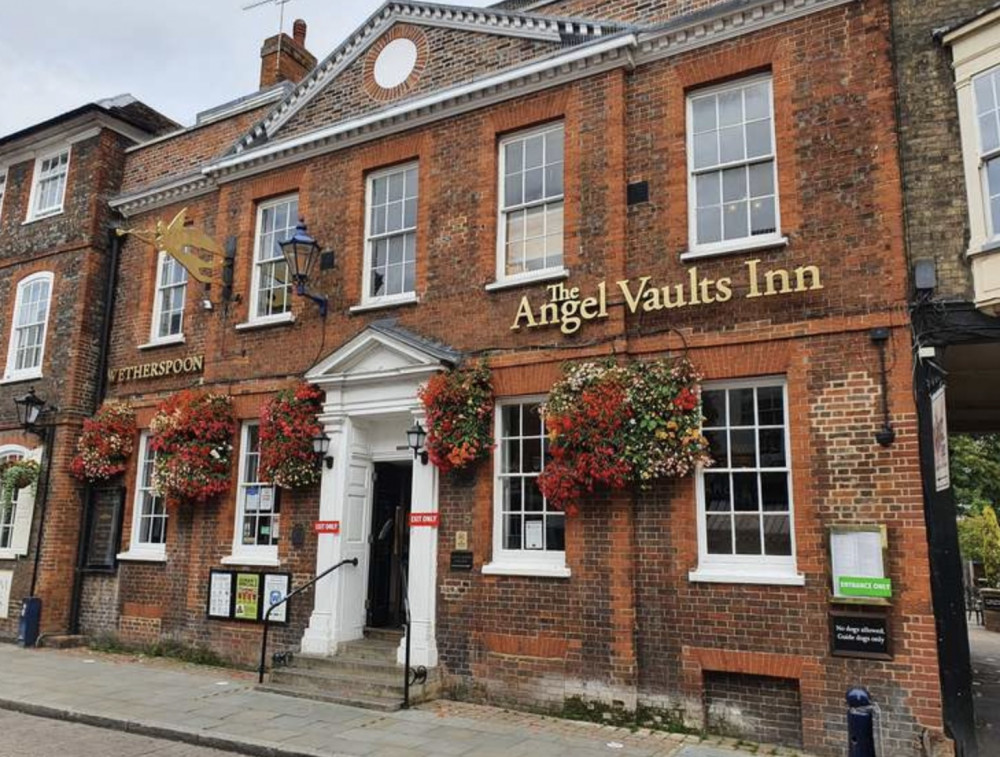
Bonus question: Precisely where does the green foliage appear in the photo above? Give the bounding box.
[958,505,1000,587]
[950,434,1000,515]
[88,633,235,668]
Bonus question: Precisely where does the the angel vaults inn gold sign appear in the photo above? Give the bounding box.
[511,259,824,335]
[117,208,223,284]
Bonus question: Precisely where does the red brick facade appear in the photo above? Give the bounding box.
[60,1,946,754]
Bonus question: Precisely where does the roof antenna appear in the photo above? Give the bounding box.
[243,0,297,80]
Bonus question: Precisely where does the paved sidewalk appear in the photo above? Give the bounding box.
[0,644,807,757]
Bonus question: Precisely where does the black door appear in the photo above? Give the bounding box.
[367,462,412,629]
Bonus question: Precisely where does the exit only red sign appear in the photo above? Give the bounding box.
[409,513,439,527]
[314,521,340,534]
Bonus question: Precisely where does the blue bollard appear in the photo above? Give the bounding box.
[847,687,877,757]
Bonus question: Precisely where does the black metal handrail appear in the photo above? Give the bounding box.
[399,558,427,709]
[258,557,358,684]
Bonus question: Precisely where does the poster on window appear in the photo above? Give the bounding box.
[0,570,12,619]
[260,487,274,513]
[234,573,261,621]
[262,573,290,624]
[932,387,950,492]
[245,485,260,513]
[525,521,544,550]
[207,571,233,619]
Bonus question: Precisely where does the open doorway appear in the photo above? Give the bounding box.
[367,461,412,629]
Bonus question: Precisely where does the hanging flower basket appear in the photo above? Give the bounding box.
[418,361,494,473]
[537,357,711,515]
[70,401,137,482]
[149,391,235,505]
[0,459,40,505]
[259,382,324,489]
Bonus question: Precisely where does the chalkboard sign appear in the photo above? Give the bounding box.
[450,551,474,572]
[831,613,891,660]
[84,487,125,571]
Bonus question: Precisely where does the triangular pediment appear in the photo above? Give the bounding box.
[234,1,625,154]
[306,321,459,384]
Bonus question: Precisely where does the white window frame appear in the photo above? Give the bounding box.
[973,66,1000,244]
[0,168,7,223]
[118,433,167,562]
[25,146,70,222]
[3,271,54,383]
[483,397,569,578]
[222,422,280,567]
[0,445,29,559]
[494,122,567,288]
[147,251,188,345]
[249,194,298,326]
[361,162,419,308]
[684,74,785,260]
[689,377,803,585]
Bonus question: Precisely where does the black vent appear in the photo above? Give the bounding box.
[627,181,650,206]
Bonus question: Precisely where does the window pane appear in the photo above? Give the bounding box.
[692,96,717,132]
[750,197,776,236]
[761,473,789,511]
[693,132,718,170]
[702,390,726,427]
[696,173,721,208]
[748,162,774,198]
[546,515,565,552]
[732,473,759,511]
[757,386,784,425]
[723,201,748,240]
[719,125,745,163]
[505,174,523,208]
[764,515,792,556]
[705,473,731,512]
[719,90,743,126]
[524,167,544,203]
[545,129,564,163]
[759,429,786,468]
[745,121,772,158]
[524,135,544,168]
[707,514,732,554]
[745,82,770,121]
[729,389,755,426]
[735,515,762,555]
[504,513,522,550]
[505,141,523,175]
[705,430,728,466]
[730,429,756,468]
[697,207,722,245]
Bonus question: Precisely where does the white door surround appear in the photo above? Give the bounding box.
[300,325,452,668]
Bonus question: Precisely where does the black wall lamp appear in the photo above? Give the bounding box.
[406,422,429,465]
[312,432,333,470]
[13,388,48,435]
[280,218,329,317]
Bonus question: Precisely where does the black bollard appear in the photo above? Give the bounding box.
[847,687,877,757]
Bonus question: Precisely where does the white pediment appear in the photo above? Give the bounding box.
[306,326,452,385]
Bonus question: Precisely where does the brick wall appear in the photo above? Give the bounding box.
[704,672,803,747]
[94,1,943,753]
[891,0,984,300]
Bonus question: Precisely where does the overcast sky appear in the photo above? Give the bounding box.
[0,0,495,136]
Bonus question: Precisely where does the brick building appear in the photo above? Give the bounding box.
[0,98,176,641]
[891,1,1000,755]
[70,0,947,753]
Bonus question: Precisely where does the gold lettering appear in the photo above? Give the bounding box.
[108,368,118,383]
[688,267,700,306]
[192,355,204,373]
[539,302,559,326]
[598,281,608,318]
[172,359,184,374]
[794,265,823,292]
[765,268,792,296]
[716,278,733,302]
[183,357,195,372]
[642,287,663,312]
[511,297,537,330]
[663,284,686,309]
[579,296,600,320]
[746,259,762,298]
[617,277,650,313]
[560,299,582,335]
[699,276,716,305]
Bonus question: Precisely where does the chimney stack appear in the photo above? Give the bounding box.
[260,18,317,90]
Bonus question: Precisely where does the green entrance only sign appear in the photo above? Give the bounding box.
[838,576,892,598]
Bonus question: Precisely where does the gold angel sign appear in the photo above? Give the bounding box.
[117,208,223,284]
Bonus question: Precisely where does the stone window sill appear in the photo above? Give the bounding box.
[221,553,281,568]
[138,335,186,351]
[485,268,569,292]
[482,561,570,579]
[688,567,804,586]
[680,235,789,262]
[349,294,419,314]
[116,550,167,563]
[235,312,295,331]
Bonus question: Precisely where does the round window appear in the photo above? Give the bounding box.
[373,38,419,90]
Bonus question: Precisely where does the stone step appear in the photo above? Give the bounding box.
[337,640,400,662]
[293,653,401,677]
[257,684,402,712]
[363,626,404,643]
[270,667,406,700]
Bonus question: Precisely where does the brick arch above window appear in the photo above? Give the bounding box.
[363,25,430,103]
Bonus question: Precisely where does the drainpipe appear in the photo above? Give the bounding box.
[68,224,122,635]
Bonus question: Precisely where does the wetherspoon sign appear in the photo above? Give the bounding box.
[108,354,205,384]
[511,259,824,335]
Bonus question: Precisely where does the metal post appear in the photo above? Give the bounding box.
[402,559,411,709]
[847,687,877,757]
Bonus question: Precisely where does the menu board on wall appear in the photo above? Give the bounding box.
[234,573,261,621]
[208,571,233,619]
[830,527,891,601]
[205,570,291,624]
[262,573,290,623]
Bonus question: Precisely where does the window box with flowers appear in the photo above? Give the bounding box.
[149,391,236,505]
[537,357,712,515]
[418,361,494,474]
[70,401,136,483]
[259,382,324,489]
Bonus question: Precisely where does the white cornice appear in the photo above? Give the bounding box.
[0,114,151,166]
[943,7,1000,47]
[115,0,860,209]
[110,171,214,218]
[635,0,858,66]
[207,34,635,183]
[240,0,619,152]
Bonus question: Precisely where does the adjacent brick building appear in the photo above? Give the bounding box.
[48,0,951,754]
[0,98,176,641]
